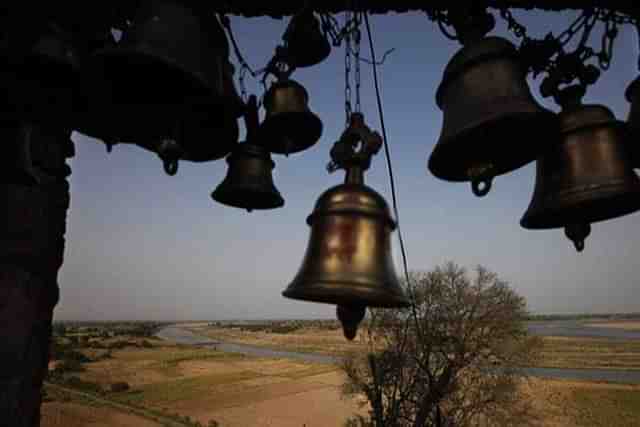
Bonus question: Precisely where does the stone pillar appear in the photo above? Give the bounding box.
[0,123,73,426]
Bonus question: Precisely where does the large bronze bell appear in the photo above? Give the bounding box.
[259,79,323,155]
[283,113,408,340]
[521,95,640,252]
[625,76,640,166]
[429,36,556,196]
[90,0,242,160]
[282,9,331,68]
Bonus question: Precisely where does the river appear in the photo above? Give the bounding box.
[156,324,640,384]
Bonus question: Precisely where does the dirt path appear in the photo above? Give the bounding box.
[44,383,189,427]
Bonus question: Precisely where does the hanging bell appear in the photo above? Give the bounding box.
[282,169,406,307]
[625,76,640,167]
[428,36,556,197]
[259,79,323,155]
[282,9,331,68]
[211,143,285,212]
[90,0,243,158]
[283,113,408,340]
[521,99,640,252]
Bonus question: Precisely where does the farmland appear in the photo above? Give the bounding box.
[42,319,640,426]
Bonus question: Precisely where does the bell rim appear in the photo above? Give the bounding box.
[625,76,640,102]
[287,42,332,68]
[282,280,410,309]
[428,110,557,182]
[520,181,640,229]
[211,187,285,210]
[258,112,323,155]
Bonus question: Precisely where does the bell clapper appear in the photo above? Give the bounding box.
[468,164,494,197]
[105,139,116,153]
[163,157,179,176]
[565,223,591,253]
[157,138,183,176]
[337,305,367,341]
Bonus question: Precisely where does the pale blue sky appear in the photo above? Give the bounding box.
[57,10,640,321]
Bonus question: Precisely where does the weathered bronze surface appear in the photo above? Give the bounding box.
[211,143,285,211]
[88,0,242,161]
[282,10,331,68]
[521,103,640,250]
[625,76,640,167]
[428,36,556,196]
[259,79,323,155]
[283,162,407,308]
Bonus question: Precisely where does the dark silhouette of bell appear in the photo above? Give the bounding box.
[0,21,83,125]
[259,79,323,155]
[521,102,640,251]
[283,163,408,309]
[90,0,242,159]
[428,36,556,197]
[625,76,640,166]
[282,10,331,68]
[211,143,285,212]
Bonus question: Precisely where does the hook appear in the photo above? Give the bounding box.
[564,223,591,253]
[163,158,179,176]
[471,176,492,197]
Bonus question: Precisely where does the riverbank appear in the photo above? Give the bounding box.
[169,323,640,383]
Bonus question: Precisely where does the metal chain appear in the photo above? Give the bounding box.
[354,20,361,114]
[238,66,248,102]
[637,23,640,71]
[344,12,352,125]
[500,9,527,39]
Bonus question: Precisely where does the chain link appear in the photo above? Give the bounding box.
[344,12,353,125]
[238,67,248,102]
[354,25,361,114]
[500,9,527,39]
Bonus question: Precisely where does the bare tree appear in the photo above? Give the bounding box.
[342,262,541,427]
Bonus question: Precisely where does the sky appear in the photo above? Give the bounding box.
[56,9,640,321]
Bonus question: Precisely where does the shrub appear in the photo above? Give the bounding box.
[110,382,130,393]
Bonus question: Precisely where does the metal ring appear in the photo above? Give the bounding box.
[471,177,492,197]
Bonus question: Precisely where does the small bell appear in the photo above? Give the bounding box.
[259,79,323,155]
[283,113,408,340]
[428,36,556,196]
[625,76,640,166]
[282,9,331,68]
[521,87,640,251]
[211,143,285,212]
